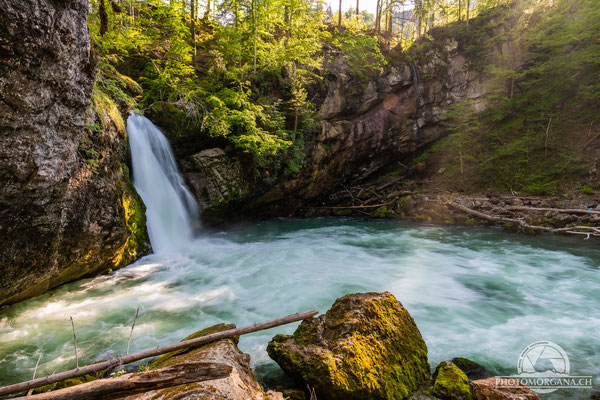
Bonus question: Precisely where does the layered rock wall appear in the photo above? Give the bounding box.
[250,34,522,214]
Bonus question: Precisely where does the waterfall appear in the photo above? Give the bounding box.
[127,112,199,254]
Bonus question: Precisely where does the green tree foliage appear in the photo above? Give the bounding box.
[332,24,387,83]
[88,0,326,170]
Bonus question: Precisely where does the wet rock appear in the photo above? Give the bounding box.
[0,0,148,306]
[471,377,539,400]
[145,101,226,158]
[431,361,474,400]
[409,390,442,400]
[267,292,430,400]
[181,148,252,221]
[451,357,489,380]
[279,388,307,400]
[126,324,284,400]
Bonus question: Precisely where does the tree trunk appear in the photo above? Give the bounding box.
[14,363,232,400]
[356,0,359,16]
[99,0,108,35]
[204,0,211,19]
[253,0,257,74]
[384,0,388,33]
[387,4,392,36]
[399,9,405,44]
[458,0,462,21]
[466,0,470,24]
[191,0,196,65]
[338,0,342,29]
[235,0,239,29]
[375,0,381,36]
[293,113,298,141]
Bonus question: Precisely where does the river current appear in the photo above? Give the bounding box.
[0,115,597,398]
[0,219,598,398]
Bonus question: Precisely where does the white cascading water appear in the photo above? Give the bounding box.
[127,112,199,254]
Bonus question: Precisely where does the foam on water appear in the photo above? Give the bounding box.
[0,219,598,399]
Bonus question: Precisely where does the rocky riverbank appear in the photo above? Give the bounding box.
[20,292,541,400]
[267,292,540,400]
[305,180,600,238]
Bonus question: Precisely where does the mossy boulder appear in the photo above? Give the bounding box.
[148,323,237,369]
[373,205,396,218]
[430,361,474,400]
[267,292,430,400]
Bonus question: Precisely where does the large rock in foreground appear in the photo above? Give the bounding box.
[471,378,539,400]
[267,292,430,400]
[126,324,283,400]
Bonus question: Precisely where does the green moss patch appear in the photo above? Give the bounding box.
[431,361,474,400]
[149,323,236,369]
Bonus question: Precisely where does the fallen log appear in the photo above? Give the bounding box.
[447,202,600,237]
[313,203,389,209]
[385,190,414,199]
[506,206,600,215]
[13,362,232,400]
[0,310,318,397]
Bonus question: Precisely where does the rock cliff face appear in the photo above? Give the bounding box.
[0,0,148,306]
[247,33,522,215]
[183,23,523,220]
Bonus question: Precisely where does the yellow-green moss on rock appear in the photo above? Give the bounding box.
[430,361,474,400]
[112,164,150,269]
[267,292,430,400]
[149,323,236,369]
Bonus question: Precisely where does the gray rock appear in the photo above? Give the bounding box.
[0,0,148,305]
[182,148,252,217]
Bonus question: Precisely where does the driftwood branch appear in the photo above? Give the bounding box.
[447,202,600,237]
[26,355,42,396]
[0,310,318,397]
[126,308,140,356]
[314,203,389,210]
[70,317,79,369]
[505,206,600,215]
[13,362,232,400]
